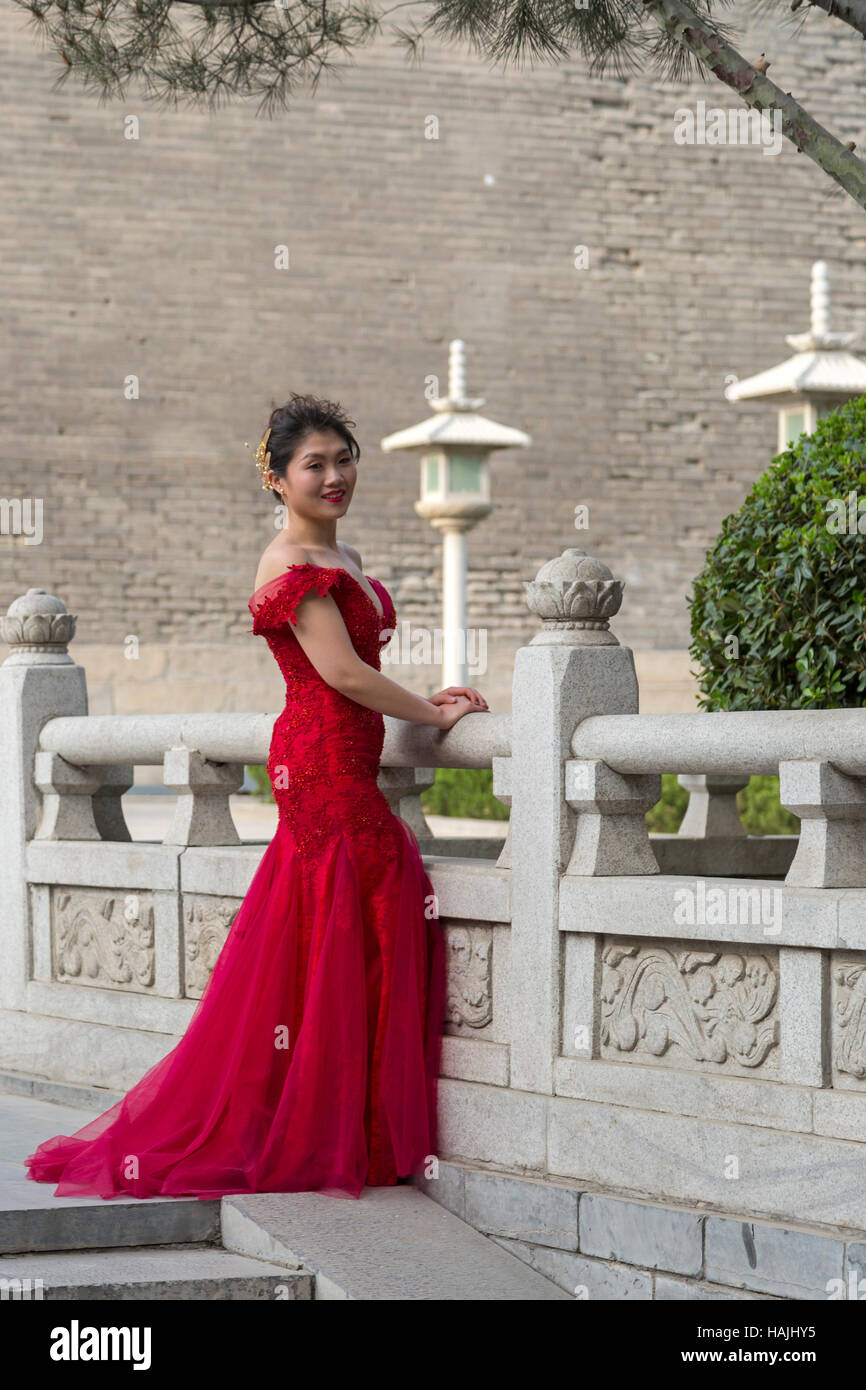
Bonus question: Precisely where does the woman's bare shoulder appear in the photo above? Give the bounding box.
[253,540,313,593]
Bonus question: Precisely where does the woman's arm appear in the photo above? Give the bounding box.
[291,593,449,726]
[253,544,486,728]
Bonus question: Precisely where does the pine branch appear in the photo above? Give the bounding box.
[783,0,866,42]
[643,0,866,208]
[11,0,380,115]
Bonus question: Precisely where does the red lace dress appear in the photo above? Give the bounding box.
[24,563,446,1201]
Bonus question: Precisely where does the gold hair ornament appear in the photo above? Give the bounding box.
[244,427,274,491]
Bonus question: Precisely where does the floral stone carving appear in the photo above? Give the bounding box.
[832,955,866,1085]
[445,925,492,1030]
[600,938,779,1074]
[1,587,77,665]
[184,895,240,997]
[523,547,624,645]
[53,888,155,990]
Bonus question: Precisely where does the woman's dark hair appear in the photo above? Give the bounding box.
[261,392,360,497]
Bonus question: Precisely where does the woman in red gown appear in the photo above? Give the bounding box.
[24,392,489,1200]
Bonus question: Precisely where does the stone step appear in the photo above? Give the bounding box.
[0,1188,221,1258]
[0,1090,220,1254]
[221,1186,573,1300]
[0,1243,312,1300]
[3,1085,570,1298]
[0,1069,125,1113]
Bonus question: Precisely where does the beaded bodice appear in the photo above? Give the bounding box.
[247,562,403,866]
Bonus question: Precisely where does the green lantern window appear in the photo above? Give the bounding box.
[448,454,482,493]
[422,454,443,494]
[783,409,806,446]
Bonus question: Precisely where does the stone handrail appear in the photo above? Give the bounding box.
[573,709,866,775]
[34,708,512,854]
[569,709,866,888]
[37,709,512,769]
[38,713,274,765]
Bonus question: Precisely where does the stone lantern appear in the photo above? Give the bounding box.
[380,340,530,687]
[725,261,866,453]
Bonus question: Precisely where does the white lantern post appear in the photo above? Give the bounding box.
[725,261,866,451]
[381,340,530,688]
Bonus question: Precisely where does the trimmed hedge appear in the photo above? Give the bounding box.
[689,393,866,710]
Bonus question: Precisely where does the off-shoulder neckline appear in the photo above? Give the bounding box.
[249,561,386,622]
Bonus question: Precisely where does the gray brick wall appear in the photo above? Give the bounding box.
[2,1,865,671]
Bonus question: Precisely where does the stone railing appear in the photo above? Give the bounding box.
[30,710,511,855]
[2,551,866,1238]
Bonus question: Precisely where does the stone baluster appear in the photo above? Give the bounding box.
[162,747,244,847]
[780,760,866,887]
[31,753,134,844]
[377,766,436,842]
[93,763,134,841]
[677,773,749,837]
[565,759,660,875]
[33,751,102,841]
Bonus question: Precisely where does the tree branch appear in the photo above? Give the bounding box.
[644,0,866,209]
[797,0,866,42]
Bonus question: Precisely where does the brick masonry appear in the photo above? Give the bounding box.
[2,3,866,714]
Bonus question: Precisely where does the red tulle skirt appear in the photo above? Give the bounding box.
[24,817,446,1200]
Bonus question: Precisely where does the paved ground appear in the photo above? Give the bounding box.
[1,1090,568,1298]
[2,1089,131,1214]
[122,793,508,844]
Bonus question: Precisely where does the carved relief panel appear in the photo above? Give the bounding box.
[832,954,866,1088]
[600,937,780,1077]
[184,895,241,997]
[52,887,155,991]
[444,924,493,1034]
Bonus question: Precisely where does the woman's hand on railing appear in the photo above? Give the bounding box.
[429,688,491,731]
[429,686,489,711]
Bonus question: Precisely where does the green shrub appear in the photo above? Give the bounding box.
[645,774,798,835]
[737,776,799,835]
[645,774,690,832]
[689,393,866,710]
[421,767,510,820]
[246,765,272,801]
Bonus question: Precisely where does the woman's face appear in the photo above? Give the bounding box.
[273,429,356,516]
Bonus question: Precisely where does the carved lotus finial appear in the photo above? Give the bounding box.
[523,547,624,646]
[1,588,77,666]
